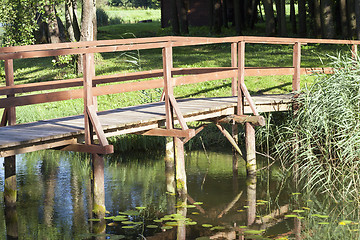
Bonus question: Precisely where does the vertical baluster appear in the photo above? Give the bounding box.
[292,42,301,92]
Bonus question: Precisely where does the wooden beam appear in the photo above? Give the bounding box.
[0,139,76,158]
[1,109,8,127]
[4,59,15,125]
[215,124,244,158]
[182,125,206,144]
[292,42,301,92]
[168,95,189,130]
[237,41,245,115]
[352,44,358,61]
[240,83,259,116]
[231,43,237,96]
[174,69,237,86]
[217,115,265,126]
[163,45,174,130]
[59,143,114,154]
[87,105,109,147]
[245,123,256,175]
[142,128,195,138]
[83,53,94,145]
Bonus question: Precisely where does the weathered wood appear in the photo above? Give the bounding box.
[217,191,243,218]
[215,124,244,158]
[245,123,256,175]
[0,139,76,158]
[183,125,206,144]
[59,143,114,154]
[163,45,174,130]
[4,59,16,125]
[352,44,358,60]
[1,109,8,127]
[292,42,301,92]
[92,154,106,219]
[237,41,245,115]
[87,105,109,146]
[174,137,187,197]
[143,128,195,138]
[83,53,95,145]
[4,156,16,207]
[240,83,259,116]
[217,115,265,126]
[168,95,188,130]
[231,43,237,96]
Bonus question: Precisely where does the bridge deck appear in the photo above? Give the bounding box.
[0,94,293,157]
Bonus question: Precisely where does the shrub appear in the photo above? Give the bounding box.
[96,8,109,27]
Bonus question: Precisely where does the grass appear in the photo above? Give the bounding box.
[101,6,161,24]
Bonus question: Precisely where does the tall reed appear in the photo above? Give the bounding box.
[275,55,360,202]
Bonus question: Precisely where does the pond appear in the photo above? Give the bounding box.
[0,149,359,239]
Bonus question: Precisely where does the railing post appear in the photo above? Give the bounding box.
[83,53,95,145]
[352,44,358,61]
[292,42,301,92]
[231,42,238,96]
[162,44,174,130]
[4,59,16,125]
[237,41,245,115]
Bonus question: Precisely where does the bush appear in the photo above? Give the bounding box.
[97,8,109,27]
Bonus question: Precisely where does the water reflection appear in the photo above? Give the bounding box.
[0,149,306,239]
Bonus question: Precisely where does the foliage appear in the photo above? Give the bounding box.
[275,55,360,203]
[109,0,159,9]
[96,8,109,27]
[0,0,40,46]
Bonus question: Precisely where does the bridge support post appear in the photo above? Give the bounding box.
[245,122,256,175]
[165,137,176,214]
[246,174,257,226]
[174,137,187,198]
[92,154,106,219]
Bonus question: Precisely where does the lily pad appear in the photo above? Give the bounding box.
[153,219,163,223]
[161,226,173,230]
[122,225,135,229]
[192,212,200,215]
[135,207,146,210]
[146,225,158,229]
[121,221,134,225]
[202,224,213,228]
[210,226,225,231]
[244,229,264,235]
[193,202,203,205]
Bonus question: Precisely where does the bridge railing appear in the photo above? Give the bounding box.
[0,36,358,153]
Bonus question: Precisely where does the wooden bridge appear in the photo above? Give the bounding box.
[0,36,358,218]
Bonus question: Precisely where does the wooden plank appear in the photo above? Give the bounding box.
[4,59,15,125]
[175,69,237,86]
[87,105,109,146]
[1,108,7,127]
[215,124,244,157]
[0,139,76,158]
[59,143,113,154]
[169,95,188,130]
[231,42,237,96]
[142,128,195,138]
[217,115,265,126]
[240,83,259,115]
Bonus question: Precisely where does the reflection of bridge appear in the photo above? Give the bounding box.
[0,36,358,219]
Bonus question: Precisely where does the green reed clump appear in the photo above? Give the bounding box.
[275,55,360,202]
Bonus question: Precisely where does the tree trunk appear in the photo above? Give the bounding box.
[214,0,222,34]
[72,0,81,41]
[321,0,335,38]
[348,0,357,37]
[298,0,307,37]
[44,5,62,44]
[290,0,297,34]
[65,0,76,42]
[178,0,189,34]
[171,0,180,34]
[340,0,347,37]
[249,0,259,29]
[234,0,243,35]
[355,0,360,39]
[222,0,229,28]
[276,0,286,36]
[262,0,276,36]
[313,0,322,38]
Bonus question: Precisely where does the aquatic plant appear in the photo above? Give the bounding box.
[275,54,360,203]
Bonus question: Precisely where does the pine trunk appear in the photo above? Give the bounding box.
[178,0,189,34]
[348,0,357,37]
[290,0,297,34]
[321,0,335,38]
[262,0,276,36]
[65,0,76,42]
[234,0,243,35]
[214,0,222,34]
[340,0,348,37]
[72,0,81,41]
[44,5,62,44]
[313,0,322,38]
[171,0,180,34]
[298,0,307,37]
[355,0,360,39]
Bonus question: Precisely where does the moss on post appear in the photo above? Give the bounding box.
[92,154,106,219]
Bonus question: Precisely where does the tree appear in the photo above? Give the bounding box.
[298,0,307,37]
[321,0,335,38]
[262,0,276,36]
[290,0,297,34]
